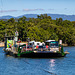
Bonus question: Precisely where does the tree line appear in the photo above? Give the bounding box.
[0,14,75,46]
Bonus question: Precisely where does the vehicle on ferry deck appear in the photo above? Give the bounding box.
[45,40,59,52]
[28,41,43,50]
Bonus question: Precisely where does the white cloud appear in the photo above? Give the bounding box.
[0,10,18,13]
[23,8,44,11]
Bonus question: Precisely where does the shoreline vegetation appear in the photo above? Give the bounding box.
[0,14,75,46]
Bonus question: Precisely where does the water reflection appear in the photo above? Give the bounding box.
[50,59,55,70]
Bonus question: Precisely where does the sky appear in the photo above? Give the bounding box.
[0,0,75,17]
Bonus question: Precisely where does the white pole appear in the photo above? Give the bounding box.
[26,44,27,51]
[59,40,62,45]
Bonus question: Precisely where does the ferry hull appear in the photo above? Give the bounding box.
[20,52,66,58]
[4,51,66,58]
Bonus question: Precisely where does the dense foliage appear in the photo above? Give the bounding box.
[0,14,75,46]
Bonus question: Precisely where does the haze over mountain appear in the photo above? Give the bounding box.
[0,14,75,21]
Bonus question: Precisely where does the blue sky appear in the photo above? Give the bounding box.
[0,0,75,17]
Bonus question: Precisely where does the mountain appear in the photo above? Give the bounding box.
[0,15,14,19]
[0,14,75,21]
[47,14,75,21]
[17,14,38,18]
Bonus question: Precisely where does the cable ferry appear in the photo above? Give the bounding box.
[3,31,69,58]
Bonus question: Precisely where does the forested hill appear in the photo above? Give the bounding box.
[18,14,75,21]
[0,14,75,21]
[0,14,75,46]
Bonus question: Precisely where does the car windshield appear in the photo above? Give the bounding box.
[50,41,58,47]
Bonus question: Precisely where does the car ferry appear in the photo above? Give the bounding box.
[3,30,69,58]
[3,35,69,58]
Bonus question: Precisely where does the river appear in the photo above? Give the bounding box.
[0,47,75,75]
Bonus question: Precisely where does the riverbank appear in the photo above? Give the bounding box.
[62,43,68,46]
[0,42,4,47]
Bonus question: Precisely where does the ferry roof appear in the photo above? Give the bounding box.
[46,40,55,42]
[29,41,41,43]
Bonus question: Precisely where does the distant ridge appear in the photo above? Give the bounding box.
[0,15,14,19]
[0,14,75,21]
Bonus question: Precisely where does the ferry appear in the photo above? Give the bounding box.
[3,31,69,58]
